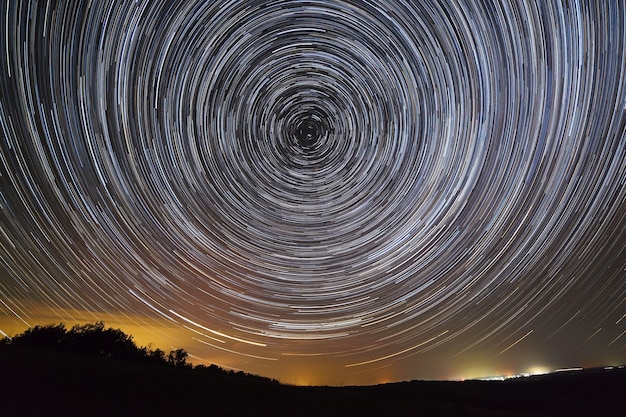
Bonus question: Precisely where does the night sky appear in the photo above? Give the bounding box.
[1,1,625,386]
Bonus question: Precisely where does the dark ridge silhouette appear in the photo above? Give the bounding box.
[1,322,624,417]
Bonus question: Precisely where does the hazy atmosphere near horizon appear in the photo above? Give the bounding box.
[1,1,624,386]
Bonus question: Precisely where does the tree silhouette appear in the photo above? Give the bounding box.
[67,321,140,360]
[149,347,166,364]
[10,323,69,351]
[167,348,189,368]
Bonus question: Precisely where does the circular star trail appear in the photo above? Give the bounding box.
[1,1,625,384]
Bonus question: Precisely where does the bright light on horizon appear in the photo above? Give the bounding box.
[527,366,550,376]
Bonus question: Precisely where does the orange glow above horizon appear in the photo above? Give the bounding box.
[2,305,621,386]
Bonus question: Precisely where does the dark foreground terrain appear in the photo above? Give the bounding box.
[1,345,624,417]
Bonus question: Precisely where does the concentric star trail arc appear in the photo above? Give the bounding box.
[1,0,625,385]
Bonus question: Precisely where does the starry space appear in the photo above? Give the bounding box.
[0,0,625,385]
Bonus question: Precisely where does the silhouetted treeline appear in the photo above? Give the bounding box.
[1,322,176,365]
[194,362,280,383]
[0,321,278,383]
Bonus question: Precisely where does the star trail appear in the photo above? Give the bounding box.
[1,0,625,385]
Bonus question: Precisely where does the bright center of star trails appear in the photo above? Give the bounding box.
[0,1,625,385]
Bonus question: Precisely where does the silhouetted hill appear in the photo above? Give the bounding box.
[1,323,624,416]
